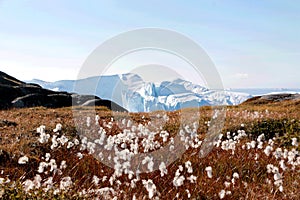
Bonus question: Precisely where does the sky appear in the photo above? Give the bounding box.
[0,0,299,88]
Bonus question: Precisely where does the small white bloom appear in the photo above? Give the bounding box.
[279,160,287,171]
[224,181,231,188]
[142,156,154,172]
[205,166,213,178]
[159,162,168,177]
[77,152,83,159]
[53,123,62,133]
[60,177,72,191]
[67,141,74,149]
[233,172,239,179]
[187,175,197,183]
[18,156,29,164]
[219,189,226,199]
[264,145,273,156]
[49,159,57,172]
[38,161,48,173]
[274,173,281,181]
[185,161,193,173]
[86,117,91,127]
[142,179,157,199]
[45,153,51,161]
[23,179,34,192]
[33,174,42,189]
[60,160,67,170]
[58,135,68,145]
[92,175,100,185]
[173,175,185,187]
[279,185,284,192]
[186,189,191,198]
[51,135,58,150]
[291,138,298,146]
[74,139,80,145]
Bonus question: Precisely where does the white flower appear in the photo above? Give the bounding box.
[37,125,46,134]
[142,179,157,199]
[58,135,68,145]
[291,138,298,146]
[49,159,57,172]
[95,115,100,125]
[142,156,154,172]
[87,142,96,154]
[273,172,281,181]
[74,139,80,145]
[67,141,74,149]
[257,142,263,149]
[250,141,256,148]
[38,125,50,143]
[273,148,283,159]
[257,134,265,142]
[92,175,100,185]
[185,161,193,173]
[53,123,62,133]
[23,179,34,192]
[42,177,53,192]
[38,161,48,173]
[187,175,197,183]
[219,189,226,199]
[159,162,168,177]
[18,156,29,164]
[77,152,83,159]
[173,175,185,187]
[279,160,287,171]
[160,131,169,142]
[264,145,273,156]
[33,174,42,189]
[233,172,239,179]
[287,150,296,164]
[60,160,67,170]
[186,189,191,198]
[51,135,58,150]
[279,185,284,192]
[45,153,51,162]
[86,117,91,127]
[60,177,72,191]
[224,181,231,188]
[205,166,213,178]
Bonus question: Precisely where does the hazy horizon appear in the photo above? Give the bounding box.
[23,72,300,91]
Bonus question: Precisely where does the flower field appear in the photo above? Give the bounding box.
[0,100,299,199]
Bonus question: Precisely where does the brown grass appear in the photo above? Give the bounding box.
[0,100,299,199]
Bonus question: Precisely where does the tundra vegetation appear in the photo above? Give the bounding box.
[0,99,299,199]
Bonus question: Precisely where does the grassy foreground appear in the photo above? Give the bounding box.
[0,100,299,199]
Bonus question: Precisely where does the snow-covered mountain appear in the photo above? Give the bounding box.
[27,74,252,112]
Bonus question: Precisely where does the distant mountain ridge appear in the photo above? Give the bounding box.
[226,88,300,96]
[0,71,127,111]
[27,73,253,112]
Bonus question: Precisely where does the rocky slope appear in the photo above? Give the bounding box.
[241,93,300,105]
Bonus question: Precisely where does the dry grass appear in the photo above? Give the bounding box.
[0,100,299,199]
